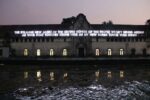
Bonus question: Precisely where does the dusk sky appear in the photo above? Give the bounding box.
[0,0,150,25]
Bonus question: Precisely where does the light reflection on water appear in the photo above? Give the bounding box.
[22,69,125,83]
[0,65,150,99]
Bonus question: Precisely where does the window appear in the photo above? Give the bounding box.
[107,71,112,78]
[51,38,54,42]
[37,49,41,56]
[0,49,2,56]
[37,70,42,82]
[64,38,66,42]
[95,49,100,56]
[108,49,112,56]
[131,48,135,55]
[37,71,41,78]
[50,49,54,56]
[24,49,28,56]
[50,72,54,80]
[63,49,67,56]
[143,48,147,56]
[120,71,124,78]
[24,72,28,79]
[120,49,124,56]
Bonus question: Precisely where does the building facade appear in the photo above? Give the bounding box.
[0,14,150,58]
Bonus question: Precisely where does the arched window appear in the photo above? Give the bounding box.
[108,49,112,56]
[95,49,100,56]
[120,49,124,56]
[24,49,28,56]
[143,48,147,56]
[131,48,135,55]
[37,49,41,56]
[63,49,67,56]
[50,49,54,56]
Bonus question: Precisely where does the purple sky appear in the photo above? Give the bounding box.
[0,0,150,25]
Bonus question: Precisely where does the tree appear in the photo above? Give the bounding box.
[102,20,113,25]
[108,20,113,25]
[102,21,107,25]
[146,19,150,25]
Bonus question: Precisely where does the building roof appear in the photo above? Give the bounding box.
[0,14,150,38]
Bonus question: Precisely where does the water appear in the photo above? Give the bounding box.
[0,65,150,100]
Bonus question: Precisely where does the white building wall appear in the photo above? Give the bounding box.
[11,41,70,56]
[92,41,147,56]
[10,38,148,57]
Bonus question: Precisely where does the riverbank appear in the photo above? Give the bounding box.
[1,57,150,65]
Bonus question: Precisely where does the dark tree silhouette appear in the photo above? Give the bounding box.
[108,20,113,25]
[102,21,107,25]
[102,20,113,25]
[146,19,150,25]
[61,16,76,26]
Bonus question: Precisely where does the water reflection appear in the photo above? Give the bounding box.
[37,70,42,82]
[17,67,149,85]
[107,71,112,78]
[24,72,28,79]
[21,70,127,84]
[8,68,150,84]
[95,70,99,81]
[120,71,124,78]
[50,72,54,81]
[0,65,150,100]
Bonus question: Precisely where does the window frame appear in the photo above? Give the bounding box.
[24,49,28,56]
[107,48,112,56]
[50,49,54,56]
[63,49,67,56]
[37,49,41,56]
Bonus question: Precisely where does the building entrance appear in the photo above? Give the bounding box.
[78,48,84,57]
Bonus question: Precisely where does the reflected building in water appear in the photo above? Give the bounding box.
[0,65,150,88]
[22,69,125,83]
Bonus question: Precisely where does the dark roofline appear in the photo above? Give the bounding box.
[0,24,149,31]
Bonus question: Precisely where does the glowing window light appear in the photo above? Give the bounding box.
[50,49,54,56]
[24,72,28,79]
[37,70,42,82]
[24,49,28,56]
[120,71,124,78]
[108,49,112,56]
[63,73,68,78]
[95,70,99,77]
[95,49,100,56]
[120,49,124,55]
[95,70,99,81]
[63,49,67,56]
[50,72,54,80]
[37,49,41,56]
[37,71,41,78]
[107,71,112,78]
